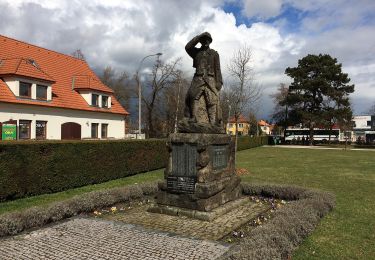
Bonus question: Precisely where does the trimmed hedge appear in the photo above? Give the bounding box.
[0,139,167,201]
[237,136,269,151]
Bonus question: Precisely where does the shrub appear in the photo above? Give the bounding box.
[237,136,268,151]
[0,139,167,201]
[0,182,159,237]
[220,183,336,260]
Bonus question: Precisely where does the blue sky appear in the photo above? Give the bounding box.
[0,0,374,120]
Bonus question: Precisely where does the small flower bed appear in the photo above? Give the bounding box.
[223,196,289,244]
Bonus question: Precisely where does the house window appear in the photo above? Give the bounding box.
[238,123,244,128]
[92,94,99,107]
[36,121,47,139]
[36,85,48,100]
[19,82,32,98]
[102,96,109,108]
[101,124,108,138]
[91,123,99,138]
[19,120,31,139]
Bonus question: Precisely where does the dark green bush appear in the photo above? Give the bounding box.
[237,136,269,151]
[0,139,167,201]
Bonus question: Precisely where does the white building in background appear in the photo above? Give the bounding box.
[352,115,375,143]
[0,35,129,140]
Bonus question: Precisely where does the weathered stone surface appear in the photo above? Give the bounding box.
[169,133,230,146]
[195,175,241,199]
[149,197,249,221]
[197,150,210,168]
[157,132,240,213]
[178,118,225,134]
[107,198,270,241]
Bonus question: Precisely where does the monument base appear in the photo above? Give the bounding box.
[153,133,241,216]
[148,196,248,221]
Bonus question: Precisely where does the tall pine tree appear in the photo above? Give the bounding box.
[285,54,354,145]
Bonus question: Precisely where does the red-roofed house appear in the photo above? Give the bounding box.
[226,115,250,136]
[258,120,274,135]
[0,35,129,140]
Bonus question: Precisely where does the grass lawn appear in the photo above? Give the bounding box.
[1,147,374,259]
[238,147,375,260]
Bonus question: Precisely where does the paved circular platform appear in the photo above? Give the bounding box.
[0,218,229,260]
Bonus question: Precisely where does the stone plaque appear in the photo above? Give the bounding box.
[211,145,228,170]
[167,176,196,193]
[172,143,197,176]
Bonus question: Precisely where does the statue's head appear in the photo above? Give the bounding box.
[200,32,212,48]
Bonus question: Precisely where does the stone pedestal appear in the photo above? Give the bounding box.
[152,133,241,214]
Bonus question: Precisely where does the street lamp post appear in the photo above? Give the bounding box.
[136,53,162,139]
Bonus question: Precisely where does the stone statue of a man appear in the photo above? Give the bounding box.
[183,32,223,131]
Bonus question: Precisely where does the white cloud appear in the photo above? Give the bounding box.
[0,0,374,118]
[242,0,283,19]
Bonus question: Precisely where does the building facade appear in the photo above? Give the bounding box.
[352,115,375,143]
[0,35,129,140]
[226,115,250,136]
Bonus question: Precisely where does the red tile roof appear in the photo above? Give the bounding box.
[0,35,128,115]
[0,58,55,82]
[228,114,249,123]
[73,75,114,94]
[258,120,270,126]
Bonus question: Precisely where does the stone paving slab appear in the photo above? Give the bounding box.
[104,197,270,240]
[0,218,229,260]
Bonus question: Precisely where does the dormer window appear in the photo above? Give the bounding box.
[102,95,109,108]
[19,82,32,98]
[36,84,48,100]
[92,94,99,106]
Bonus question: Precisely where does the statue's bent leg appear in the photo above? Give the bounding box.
[204,88,218,124]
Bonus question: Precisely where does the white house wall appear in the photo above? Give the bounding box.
[0,102,126,139]
[4,77,52,100]
[4,77,18,96]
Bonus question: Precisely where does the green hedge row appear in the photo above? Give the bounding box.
[0,139,167,201]
[237,135,269,151]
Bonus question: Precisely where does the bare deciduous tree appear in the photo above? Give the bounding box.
[367,103,375,115]
[270,83,289,128]
[225,46,261,153]
[163,72,189,135]
[71,49,86,61]
[100,66,132,106]
[141,58,181,138]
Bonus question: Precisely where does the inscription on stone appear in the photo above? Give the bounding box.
[167,176,196,193]
[172,143,197,176]
[211,145,228,170]
[169,143,197,193]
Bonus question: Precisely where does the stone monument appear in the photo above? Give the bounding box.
[150,32,241,220]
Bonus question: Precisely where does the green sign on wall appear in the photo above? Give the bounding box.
[2,124,17,140]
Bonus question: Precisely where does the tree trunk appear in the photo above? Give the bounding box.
[234,116,238,166]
